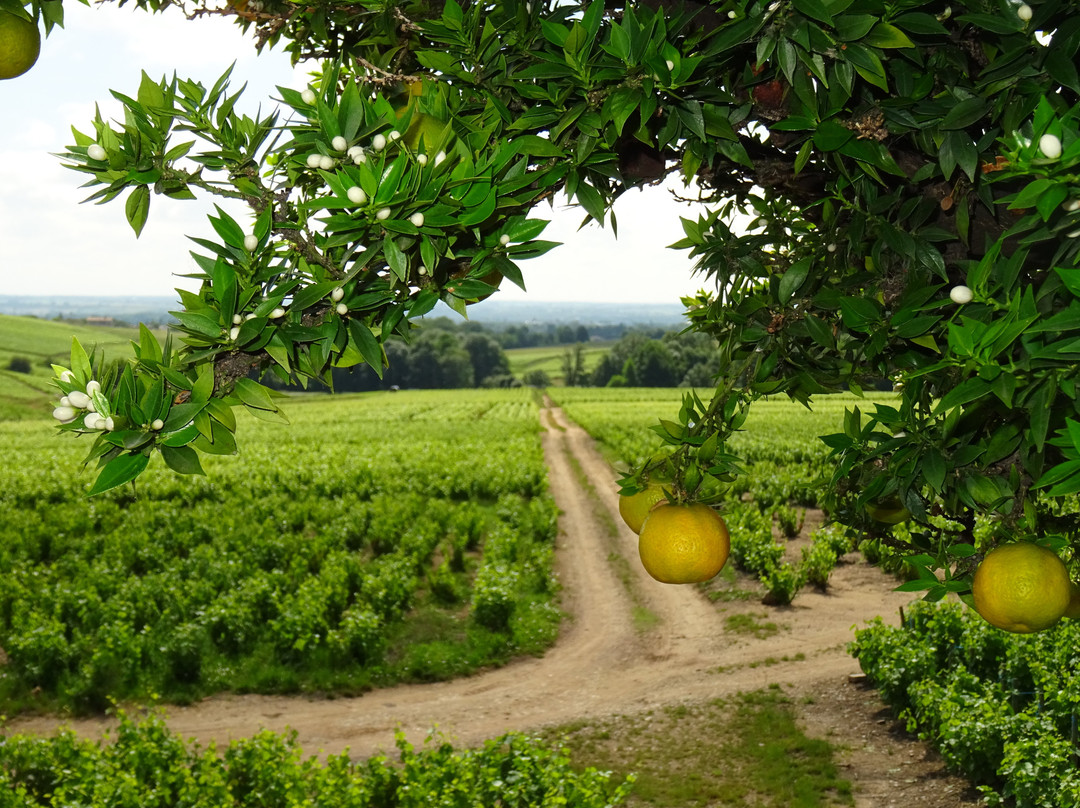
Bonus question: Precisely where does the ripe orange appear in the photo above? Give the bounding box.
[638,502,730,584]
[618,484,667,534]
[971,542,1071,633]
[0,10,40,80]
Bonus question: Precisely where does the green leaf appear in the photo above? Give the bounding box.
[892,12,948,36]
[88,452,150,496]
[125,185,150,237]
[940,97,987,130]
[160,445,205,476]
[348,320,384,377]
[792,0,833,25]
[778,258,811,304]
[934,377,990,413]
[813,119,854,151]
[834,14,876,41]
[863,23,915,49]
[234,378,277,412]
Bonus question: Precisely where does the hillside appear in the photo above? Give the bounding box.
[0,314,149,420]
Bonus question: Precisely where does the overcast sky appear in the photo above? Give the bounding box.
[0,2,713,304]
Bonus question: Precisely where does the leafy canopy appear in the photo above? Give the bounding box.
[17,0,1080,595]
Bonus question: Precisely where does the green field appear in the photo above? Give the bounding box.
[0,389,559,713]
[505,341,612,384]
[0,314,157,420]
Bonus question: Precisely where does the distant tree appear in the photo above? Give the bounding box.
[555,325,576,345]
[406,332,475,389]
[521,370,551,388]
[574,325,589,343]
[7,357,32,374]
[463,333,511,386]
[561,344,587,387]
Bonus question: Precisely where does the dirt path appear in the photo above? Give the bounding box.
[7,403,980,805]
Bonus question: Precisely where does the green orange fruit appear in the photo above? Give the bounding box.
[0,9,40,80]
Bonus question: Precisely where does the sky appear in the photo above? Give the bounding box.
[0,2,713,305]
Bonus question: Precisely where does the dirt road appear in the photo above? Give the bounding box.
[8,403,981,806]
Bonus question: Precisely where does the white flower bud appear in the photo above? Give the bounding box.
[416,153,428,166]
[84,412,104,430]
[950,285,973,305]
[59,370,75,383]
[269,307,286,319]
[409,212,425,228]
[53,406,77,423]
[301,88,317,105]
[331,286,345,302]
[233,314,243,324]
[376,207,392,221]
[151,419,164,431]
[389,130,401,141]
[347,186,367,205]
[419,265,429,276]
[86,398,96,413]
[434,151,447,166]
[1039,133,1062,159]
[230,326,241,341]
[86,380,101,396]
[1017,3,1032,21]
[372,134,387,151]
[67,391,91,409]
[318,155,335,170]
[332,135,348,152]
[500,233,511,246]
[1065,198,1080,212]
[60,396,71,408]
[347,145,364,159]
[245,312,258,321]
[335,302,348,316]
[352,151,367,165]
[87,144,107,161]
[665,59,674,70]
[727,9,737,17]
[244,234,259,251]
[104,416,115,431]
[306,153,322,168]
[827,243,838,253]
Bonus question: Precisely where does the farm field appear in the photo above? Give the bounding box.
[0,389,560,713]
[505,341,612,384]
[0,383,1053,806]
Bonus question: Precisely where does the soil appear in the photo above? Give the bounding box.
[7,402,984,807]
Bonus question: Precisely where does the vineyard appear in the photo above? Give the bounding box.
[0,389,560,713]
[0,384,1074,805]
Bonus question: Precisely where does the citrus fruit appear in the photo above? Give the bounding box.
[865,496,910,525]
[618,484,667,534]
[1064,582,1080,620]
[638,502,730,584]
[971,542,1071,633]
[0,9,40,80]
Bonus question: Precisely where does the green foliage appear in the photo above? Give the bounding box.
[851,601,1080,805]
[0,390,561,713]
[0,711,633,807]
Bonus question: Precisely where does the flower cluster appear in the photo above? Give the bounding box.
[52,371,114,431]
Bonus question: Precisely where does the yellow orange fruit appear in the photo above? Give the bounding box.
[638,502,730,584]
[972,542,1071,633]
[618,484,667,534]
[0,10,40,80]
